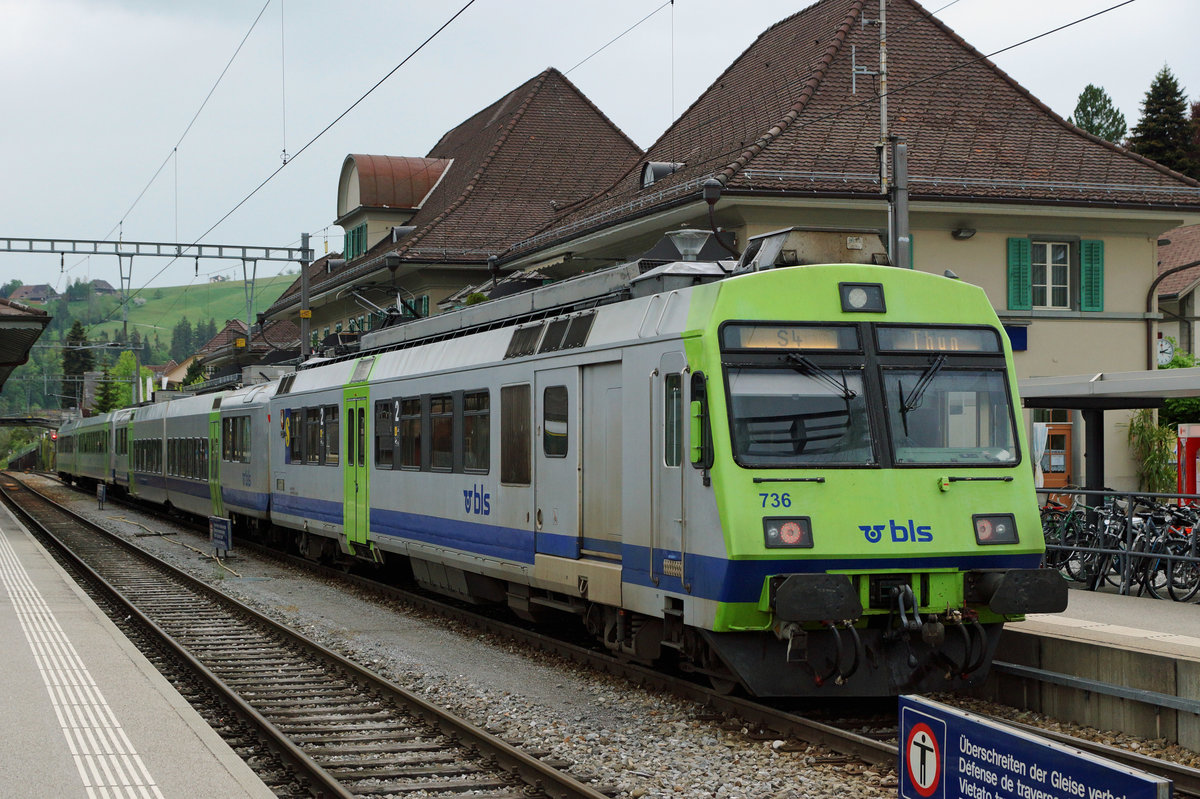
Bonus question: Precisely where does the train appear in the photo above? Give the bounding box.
[55,227,1067,697]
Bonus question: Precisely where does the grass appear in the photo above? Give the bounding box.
[45,275,296,342]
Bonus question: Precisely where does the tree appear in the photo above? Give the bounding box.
[1129,66,1196,178]
[183,357,206,385]
[1069,84,1126,143]
[91,369,120,414]
[0,279,21,299]
[169,316,194,363]
[65,278,90,302]
[1158,342,1200,426]
[61,321,94,409]
[109,350,154,408]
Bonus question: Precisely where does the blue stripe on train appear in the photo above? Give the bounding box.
[359,508,1043,604]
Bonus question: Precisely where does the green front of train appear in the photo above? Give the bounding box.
[682,264,1066,695]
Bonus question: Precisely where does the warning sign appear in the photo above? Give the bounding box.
[899,697,1169,799]
[904,719,943,797]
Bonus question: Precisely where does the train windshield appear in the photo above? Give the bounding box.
[726,367,874,466]
[883,368,1016,465]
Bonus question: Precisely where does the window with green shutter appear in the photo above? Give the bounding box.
[1006,237,1103,312]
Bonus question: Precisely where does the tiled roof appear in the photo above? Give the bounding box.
[1158,225,1200,298]
[266,68,641,315]
[197,319,248,356]
[510,0,1200,259]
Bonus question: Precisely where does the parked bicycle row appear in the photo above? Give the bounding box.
[1040,488,1200,601]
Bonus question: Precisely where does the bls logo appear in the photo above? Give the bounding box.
[463,484,491,516]
[860,520,933,543]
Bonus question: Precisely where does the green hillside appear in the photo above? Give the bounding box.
[54,274,295,345]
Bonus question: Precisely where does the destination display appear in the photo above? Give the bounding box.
[877,326,1001,353]
[721,324,858,351]
[899,696,1169,799]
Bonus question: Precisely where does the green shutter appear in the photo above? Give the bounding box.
[1006,237,1032,310]
[1080,239,1104,312]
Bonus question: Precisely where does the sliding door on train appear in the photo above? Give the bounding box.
[534,367,581,558]
[343,390,370,555]
[652,352,687,584]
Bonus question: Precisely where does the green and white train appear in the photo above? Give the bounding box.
[58,228,1066,696]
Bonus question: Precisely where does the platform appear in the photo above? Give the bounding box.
[989,584,1200,749]
[0,500,274,797]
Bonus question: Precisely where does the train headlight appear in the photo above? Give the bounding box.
[839,282,886,313]
[764,517,813,548]
[973,514,1018,545]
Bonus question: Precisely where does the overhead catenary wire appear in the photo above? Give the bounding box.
[102,0,274,244]
[565,0,671,76]
[85,0,479,337]
[85,0,1145,338]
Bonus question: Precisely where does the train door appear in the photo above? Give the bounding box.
[343,388,370,554]
[534,367,581,557]
[581,362,622,559]
[652,352,688,584]
[208,413,223,516]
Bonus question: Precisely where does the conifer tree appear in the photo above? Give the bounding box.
[1069,84,1126,143]
[1129,66,1196,178]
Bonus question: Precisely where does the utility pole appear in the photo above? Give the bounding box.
[300,232,311,361]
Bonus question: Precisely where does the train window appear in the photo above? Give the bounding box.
[325,405,340,466]
[505,325,543,358]
[883,368,1017,466]
[501,384,531,485]
[374,400,395,468]
[357,406,366,468]
[543,386,568,458]
[664,374,682,467]
[430,394,454,471]
[237,417,252,463]
[306,408,322,464]
[726,367,874,466]
[399,399,421,469]
[288,409,304,464]
[463,391,489,473]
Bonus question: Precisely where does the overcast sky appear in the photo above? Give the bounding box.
[0,0,1195,295]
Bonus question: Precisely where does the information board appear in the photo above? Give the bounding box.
[899,696,1170,799]
[209,516,232,554]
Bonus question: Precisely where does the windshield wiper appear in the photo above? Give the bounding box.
[783,353,857,400]
[897,354,947,436]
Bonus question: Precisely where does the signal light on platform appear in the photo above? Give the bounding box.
[50,432,57,441]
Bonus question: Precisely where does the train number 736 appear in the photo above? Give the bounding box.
[759,493,792,508]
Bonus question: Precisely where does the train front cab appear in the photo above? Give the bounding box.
[685,265,1067,696]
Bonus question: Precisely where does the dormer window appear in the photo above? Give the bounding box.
[641,161,685,189]
[345,223,368,260]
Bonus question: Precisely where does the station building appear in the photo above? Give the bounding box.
[263,0,1200,491]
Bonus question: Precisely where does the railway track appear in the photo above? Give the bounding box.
[19,472,1200,797]
[0,475,610,799]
